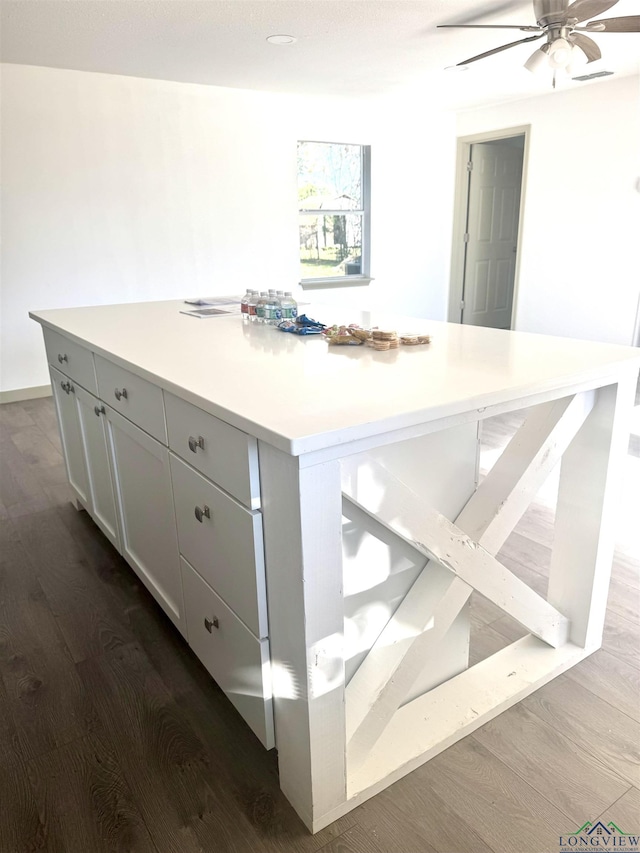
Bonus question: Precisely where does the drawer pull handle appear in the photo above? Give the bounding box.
[194,504,211,523]
[114,388,128,401]
[94,404,105,417]
[60,380,74,395]
[204,616,219,632]
[188,435,205,453]
[57,353,68,364]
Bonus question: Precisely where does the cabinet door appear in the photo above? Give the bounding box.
[50,366,90,508]
[105,407,185,636]
[75,386,121,551]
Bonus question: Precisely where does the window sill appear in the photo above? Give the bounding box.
[300,276,373,290]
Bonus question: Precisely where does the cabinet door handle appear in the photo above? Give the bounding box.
[188,435,205,453]
[194,504,211,523]
[114,388,128,401]
[57,353,68,364]
[94,404,105,416]
[60,380,74,394]
[204,616,219,632]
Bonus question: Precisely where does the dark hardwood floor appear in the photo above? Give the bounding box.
[1,395,638,853]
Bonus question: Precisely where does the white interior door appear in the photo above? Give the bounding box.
[462,140,523,329]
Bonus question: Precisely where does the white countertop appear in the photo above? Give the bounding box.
[30,300,640,455]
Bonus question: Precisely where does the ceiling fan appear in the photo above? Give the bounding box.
[438,0,640,80]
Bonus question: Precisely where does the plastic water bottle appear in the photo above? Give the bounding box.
[265,291,283,325]
[247,290,259,322]
[240,289,252,321]
[256,292,268,323]
[281,291,298,320]
[263,292,273,324]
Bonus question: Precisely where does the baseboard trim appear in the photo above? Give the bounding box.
[0,385,52,404]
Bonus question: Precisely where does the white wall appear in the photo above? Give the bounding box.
[1,64,456,393]
[456,74,640,346]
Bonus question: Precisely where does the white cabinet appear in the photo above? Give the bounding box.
[50,365,121,551]
[76,390,120,550]
[50,366,91,508]
[168,439,273,746]
[43,327,271,742]
[104,406,185,636]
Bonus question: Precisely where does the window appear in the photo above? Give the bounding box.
[297,140,371,286]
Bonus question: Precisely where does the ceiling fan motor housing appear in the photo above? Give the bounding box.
[534,0,571,28]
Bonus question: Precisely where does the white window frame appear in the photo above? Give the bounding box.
[298,141,372,290]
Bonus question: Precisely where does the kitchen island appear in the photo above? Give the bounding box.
[30,300,639,832]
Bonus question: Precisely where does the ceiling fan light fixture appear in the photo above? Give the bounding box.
[567,43,589,74]
[524,43,550,73]
[547,37,574,68]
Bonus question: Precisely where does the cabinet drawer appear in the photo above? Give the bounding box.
[43,328,98,395]
[170,454,268,638]
[182,557,274,749]
[165,392,259,509]
[95,355,167,443]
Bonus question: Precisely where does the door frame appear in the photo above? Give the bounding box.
[447,125,531,328]
[632,289,640,347]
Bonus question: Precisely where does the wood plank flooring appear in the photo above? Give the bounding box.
[1,395,639,853]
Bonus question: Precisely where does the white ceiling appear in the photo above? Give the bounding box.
[1,0,639,109]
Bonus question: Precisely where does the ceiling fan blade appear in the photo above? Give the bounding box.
[565,0,618,24]
[456,33,545,66]
[570,32,602,61]
[438,25,541,31]
[591,15,640,31]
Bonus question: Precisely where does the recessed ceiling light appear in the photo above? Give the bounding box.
[266,34,297,45]
[445,64,470,72]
